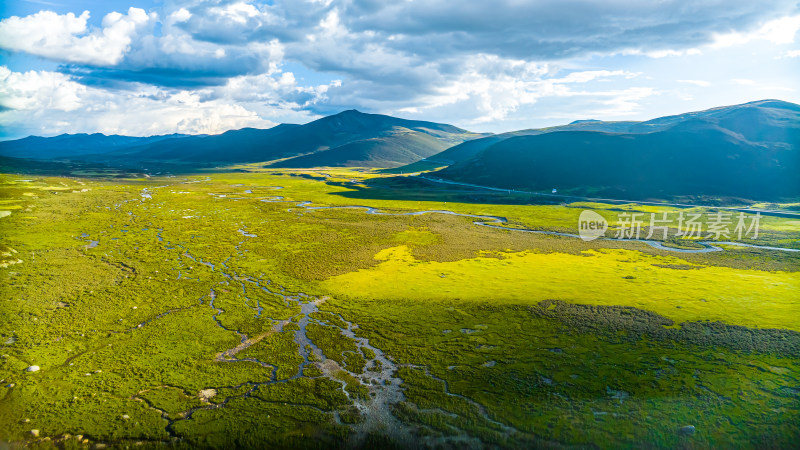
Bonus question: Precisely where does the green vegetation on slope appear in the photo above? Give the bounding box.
[0,169,798,448]
[436,100,800,200]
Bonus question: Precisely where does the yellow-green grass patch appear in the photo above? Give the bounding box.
[322,245,800,331]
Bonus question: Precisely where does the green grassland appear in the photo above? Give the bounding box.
[0,170,798,448]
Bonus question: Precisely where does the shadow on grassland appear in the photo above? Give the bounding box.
[325,175,565,207]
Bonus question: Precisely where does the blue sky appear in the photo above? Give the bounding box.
[1,0,798,139]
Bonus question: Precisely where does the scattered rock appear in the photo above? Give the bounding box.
[25,365,40,372]
[30,430,39,437]
[198,388,217,401]
[606,386,630,401]
[482,360,496,368]
[122,414,130,420]
[679,425,696,436]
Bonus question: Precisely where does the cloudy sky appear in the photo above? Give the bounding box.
[0,0,798,139]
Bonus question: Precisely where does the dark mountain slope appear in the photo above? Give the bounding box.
[0,133,190,159]
[108,124,303,163]
[435,104,800,200]
[269,130,453,168]
[627,99,800,141]
[2,110,483,167]
[398,99,799,175]
[115,110,482,165]
[393,120,641,172]
[262,111,484,168]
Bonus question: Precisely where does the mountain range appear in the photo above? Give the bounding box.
[433,99,799,199]
[0,133,194,160]
[0,110,483,169]
[1,99,797,200]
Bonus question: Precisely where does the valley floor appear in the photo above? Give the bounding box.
[0,169,798,448]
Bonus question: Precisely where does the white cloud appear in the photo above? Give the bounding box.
[394,58,651,125]
[712,14,800,48]
[0,8,155,65]
[390,55,547,123]
[209,2,262,24]
[757,15,800,44]
[559,70,639,83]
[172,0,283,45]
[0,66,85,112]
[0,5,286,84]
[589,87,659,117]
[677,79,712,87]
[622,48,703,58]
[0,66,334,137]
[1,1,799,136]
[168,8,192,24]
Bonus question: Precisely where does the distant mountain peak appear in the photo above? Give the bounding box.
[569,119,604,125]
[335,109,365,116]
[744,99,800,111]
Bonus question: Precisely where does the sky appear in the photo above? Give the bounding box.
[0,0,798,139]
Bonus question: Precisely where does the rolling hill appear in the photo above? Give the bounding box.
[392,119,641,173]
[0,110,484,168]
[268,128,456,168]
[399,99,800,174]
[2,100,797,200]
[265,111,484,168]
[434,100,800,200]
[0,133,192,160]
[111,110,484,166]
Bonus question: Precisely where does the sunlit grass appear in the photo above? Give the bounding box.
[323,245,800,330]
[1,170,798,448]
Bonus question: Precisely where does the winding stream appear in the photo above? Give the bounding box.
[72,177,795,447]
[254,197,799,254]
[122,197,424,446]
